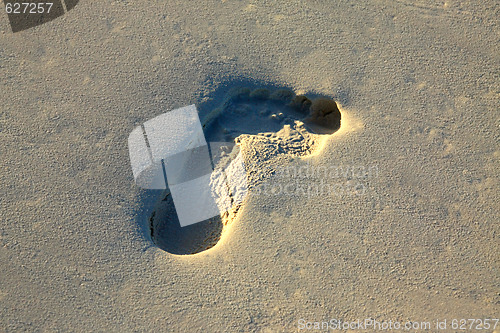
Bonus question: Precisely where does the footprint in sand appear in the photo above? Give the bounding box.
[150,87,341,255]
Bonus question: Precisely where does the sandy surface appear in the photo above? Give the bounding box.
[1,0,499,332]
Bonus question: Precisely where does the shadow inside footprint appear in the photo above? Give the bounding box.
[150,192,223,255]
[203,87,341,141]
[149,86,341,255]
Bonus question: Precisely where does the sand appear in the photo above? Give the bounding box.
[1,0,498,332]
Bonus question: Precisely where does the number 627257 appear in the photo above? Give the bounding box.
[5,2,54,14]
